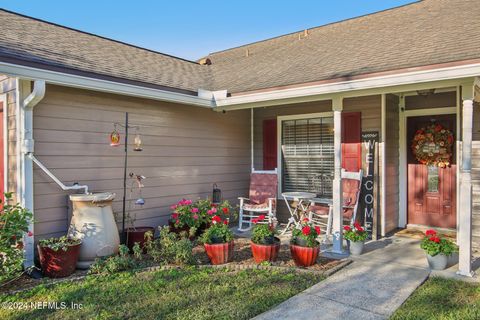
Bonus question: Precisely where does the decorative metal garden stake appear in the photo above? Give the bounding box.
[108,112,144,244]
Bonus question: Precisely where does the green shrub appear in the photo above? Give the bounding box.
[88,245,136,275]
[38,236,81,252]
[0,193,33,285]
[146,227,194,265]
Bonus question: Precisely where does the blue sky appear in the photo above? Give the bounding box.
[0,0,416,61]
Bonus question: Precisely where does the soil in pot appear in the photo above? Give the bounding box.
[126,226,155,252]
[204,240,234,265]
[37,243,81,278]
[251,238,280,263]
[290,244,319,267]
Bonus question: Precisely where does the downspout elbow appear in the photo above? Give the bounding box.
[23,80,46,110]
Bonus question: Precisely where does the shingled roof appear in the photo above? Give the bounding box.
[205,0,480,93]
[0,9,212,94]
[0,0,479,96]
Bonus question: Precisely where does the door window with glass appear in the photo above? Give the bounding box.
[281,116,334,197]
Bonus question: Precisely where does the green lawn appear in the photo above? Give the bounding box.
[0,267,323,320]
[391,277,480,320]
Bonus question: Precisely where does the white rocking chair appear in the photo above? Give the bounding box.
[238,169,278,231]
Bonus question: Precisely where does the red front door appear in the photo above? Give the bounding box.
[407,114,456,228]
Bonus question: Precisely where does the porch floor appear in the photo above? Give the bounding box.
[253,236,478,320]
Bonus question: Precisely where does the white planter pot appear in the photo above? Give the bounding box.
[426,253,448,270]
[349,240,365,256]
[68,193,119,269]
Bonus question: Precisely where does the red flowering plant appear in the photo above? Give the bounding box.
[200,215,234,244]
[169,198,233,231]
[0,193,34,284]
[291,218,321,248]
[251,215,277,245]
[420,229,458,257]
[343,222,368,243]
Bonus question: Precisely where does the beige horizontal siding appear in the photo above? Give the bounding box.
[32,85,250,240]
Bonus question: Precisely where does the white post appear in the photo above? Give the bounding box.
[457,89,474,277]
[329,97,346,256]
[251,108,254,172]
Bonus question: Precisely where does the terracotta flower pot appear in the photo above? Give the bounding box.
[251,239,280,263]
[204,240,234,265]
[37,243,81,278]
[126,226,155,252]
[290,244,319,267]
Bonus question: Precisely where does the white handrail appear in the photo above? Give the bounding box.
[28,154,89,194]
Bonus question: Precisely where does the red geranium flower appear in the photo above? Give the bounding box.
[315,226,321,235]
[252,218,259,224]
[344,225,351,231]
[429,236,440,243]
[258,215,266,221]
[354,222,362,230]
[223,220,229,225]
[303,217,309,222]
[425,229,436,236]
[302,226,311,236]
[27,231,33,237]
[222,207,229,214]
[435,125,442,132]
[212,215,222,224]
[171,213,178,220]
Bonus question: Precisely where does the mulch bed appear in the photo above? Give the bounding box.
[1,238,348,295]
[193,238,342,273]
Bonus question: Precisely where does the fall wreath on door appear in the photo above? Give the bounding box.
[411,123,454,168]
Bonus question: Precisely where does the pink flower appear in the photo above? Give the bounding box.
[191,208,199,213]
[171,213,179,220]
[27,231,33,237]
[170,204,177,210]
[184,200,193,205]
[175,219,180,225]
[211,207,217,213]
[207,210,213,215]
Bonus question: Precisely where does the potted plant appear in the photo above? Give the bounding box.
[344,222,368,256]
[250,215,280,263]
[37,236,82,278]
[200,215,234,265]
[290,218,321,267]
[420,229,458,270]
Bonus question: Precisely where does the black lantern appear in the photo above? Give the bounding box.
[212,183,222,204]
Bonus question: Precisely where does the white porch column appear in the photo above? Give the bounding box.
[457,85,474,277]
[331,97,346,255]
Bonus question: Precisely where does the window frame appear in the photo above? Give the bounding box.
[276,112,334,198]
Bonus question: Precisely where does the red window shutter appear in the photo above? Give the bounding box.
[341,112,361,172]
[263,119,277,170]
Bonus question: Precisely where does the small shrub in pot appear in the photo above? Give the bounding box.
[290,218,321,267]
[420,229,458,270]
[250,215,280,263]
[201,215,234,265]
[38,236,82,278]
[344,222,368,256]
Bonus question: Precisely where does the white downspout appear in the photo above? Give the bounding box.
[20,79,45,268]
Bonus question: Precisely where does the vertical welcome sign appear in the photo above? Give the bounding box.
[359,131,379,240]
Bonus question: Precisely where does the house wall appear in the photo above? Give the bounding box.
[32,84,251,240]
[383,94,400,234]
[0,75,17,202]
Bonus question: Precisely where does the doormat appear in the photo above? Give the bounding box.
[395,228,456,240]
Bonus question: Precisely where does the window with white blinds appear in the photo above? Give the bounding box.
[281,116,334,197]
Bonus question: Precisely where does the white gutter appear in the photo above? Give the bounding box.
[20,79,45,268]
[214,62,480,109]
[0,62,213,108]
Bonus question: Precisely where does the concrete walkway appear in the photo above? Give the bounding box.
[253,236,431,320]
